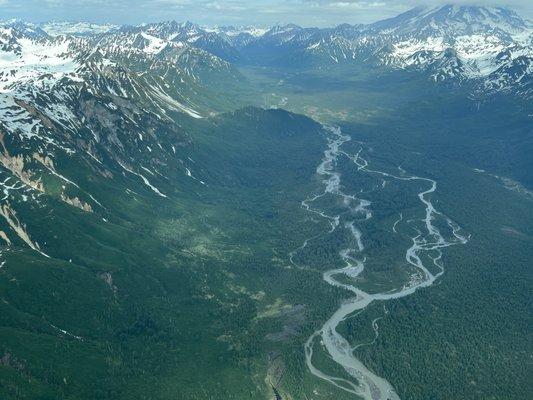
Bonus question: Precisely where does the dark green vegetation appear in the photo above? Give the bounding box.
[238,64,532,399]
[1,30,532,400]
[0,107,336,399]
[346,101,533,400]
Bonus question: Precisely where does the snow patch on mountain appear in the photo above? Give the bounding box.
[369,5,531,37]
[0,35,77,92]
[41,21,118,37]
[140,32,168,54]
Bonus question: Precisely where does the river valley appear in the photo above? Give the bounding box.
[298,127,469,400]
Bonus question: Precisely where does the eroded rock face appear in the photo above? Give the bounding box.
[14,99,55,130]
[0,130,95,212]
[80,99,124,149]
[0,230,11,245]
[0,134,45,192]
[32,153,55,170]
[0,204,44,255]
[60,193,93,212]
[0,23,209,265]
[0,152,45,192]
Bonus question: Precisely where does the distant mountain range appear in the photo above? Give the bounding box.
[0,4,531,249]
[4,5,531,98]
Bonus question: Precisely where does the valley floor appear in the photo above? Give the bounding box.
[0,64,531,400]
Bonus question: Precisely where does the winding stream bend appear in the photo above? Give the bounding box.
[296,127,468,400]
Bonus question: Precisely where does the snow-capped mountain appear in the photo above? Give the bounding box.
[119,21,268,61]
[232,5,532,97]
[370,6,532,87]
[0,3,530,179]
[0,21,247,247]
[0,19,118,38]
[7,5,523,98]
[0,19,48,38]
[41,21,119,37]
[0,20,241,114]
[0,4,530,238]
[367,5,529,37]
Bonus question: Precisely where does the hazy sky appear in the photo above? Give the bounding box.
[0,0,532,27]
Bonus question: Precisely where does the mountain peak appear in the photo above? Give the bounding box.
[369,4,530,37]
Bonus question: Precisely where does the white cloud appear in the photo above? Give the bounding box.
[326,2,387,9]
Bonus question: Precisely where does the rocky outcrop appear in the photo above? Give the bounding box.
[60,193,93,212]
[0,204,47,256]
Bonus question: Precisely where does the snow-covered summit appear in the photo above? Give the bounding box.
[0,19,118,38]
[41,21,118,37]
[369,5,532,90]
[368,5,531,37]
